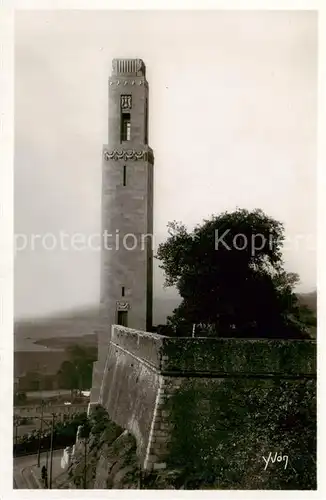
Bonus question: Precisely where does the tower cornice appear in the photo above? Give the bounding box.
[109,77,148,88]
[112,58,146,77]
[103,147,154,165]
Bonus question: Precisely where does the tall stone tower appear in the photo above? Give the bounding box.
[91,59,154,404]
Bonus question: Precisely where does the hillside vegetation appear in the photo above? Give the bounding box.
[58,378,316,491]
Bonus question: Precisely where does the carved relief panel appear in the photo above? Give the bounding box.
[120,95,132,110]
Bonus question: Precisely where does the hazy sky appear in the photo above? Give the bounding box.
[15,10,317,320]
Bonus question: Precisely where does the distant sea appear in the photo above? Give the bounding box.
[14,338,63,352]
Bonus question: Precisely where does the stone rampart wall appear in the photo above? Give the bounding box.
[97,325,316,477]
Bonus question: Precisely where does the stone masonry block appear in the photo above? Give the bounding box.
[153,435,167,444]
[153,462,167,470]
[160,422,171,430]
[153,421,162,431]
[153,430,168,438]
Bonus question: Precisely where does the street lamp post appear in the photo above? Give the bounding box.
[80,421,90,489]
[83,436,88,489]
[15,422,18,448]
[37,400,45,467]
[21,414,54,488]
[14,417,19,457]
[49,413,55,489]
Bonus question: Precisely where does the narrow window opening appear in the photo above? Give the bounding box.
[123,165,127,186]
[117,311,128,327]
[121,113,131,142]
[121,286,125,297]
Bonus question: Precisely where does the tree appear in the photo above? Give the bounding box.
[156,209,313,338]
[79,420,91,439]
[21,371,42,391]
[57,360,79,396]
[56,345,97,394]
[14,391,27,405]
[166,378,316,489]
[67,345,97,391]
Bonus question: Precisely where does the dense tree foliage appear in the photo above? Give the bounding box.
[150,379,316,490]
[156,209,315,338]
[14,391,27,405]
[14,412,88,457]
[57,345,97,393]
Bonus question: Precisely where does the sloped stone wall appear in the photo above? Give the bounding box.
[99,327,162,468]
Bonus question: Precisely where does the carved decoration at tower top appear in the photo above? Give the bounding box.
[116,301,131,311]
[104,149,154,163]
[112,58,146,77]
[120,95,132,110]
[109,79,146,87]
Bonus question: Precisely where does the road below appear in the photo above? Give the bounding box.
[13,449,63,489]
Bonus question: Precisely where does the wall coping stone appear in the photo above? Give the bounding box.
[111,325,316,377]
